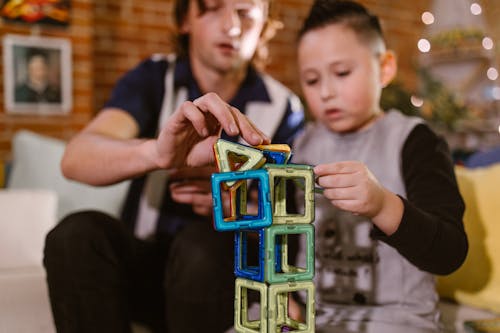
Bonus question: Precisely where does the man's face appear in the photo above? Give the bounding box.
[181,0,267,73]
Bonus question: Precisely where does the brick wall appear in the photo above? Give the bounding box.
[93,1,175,111]
[0,0,94,160]
[0,0,498,162]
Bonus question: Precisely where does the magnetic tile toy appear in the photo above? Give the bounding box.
[234,229,283,282]
[211,140,316,333]
[211,169,272,231]
[214,139,266,188]
[234,278,316,333]
[264,224,315,284]
[264,164,315,224]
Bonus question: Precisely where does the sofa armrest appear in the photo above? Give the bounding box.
[0,189,57,270]
[8,130,130,220]
[439,299,499,332]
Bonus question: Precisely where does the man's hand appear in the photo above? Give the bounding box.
[169,166,217,217]
[156,93,269,169]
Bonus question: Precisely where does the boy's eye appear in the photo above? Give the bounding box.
[336,71,350,77]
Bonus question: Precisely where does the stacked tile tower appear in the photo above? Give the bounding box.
[211,139,315,333]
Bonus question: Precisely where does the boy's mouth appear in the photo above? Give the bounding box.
[325,108,342,119]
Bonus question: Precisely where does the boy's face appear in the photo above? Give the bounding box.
[181,0,267,73]
[298,24,393,133]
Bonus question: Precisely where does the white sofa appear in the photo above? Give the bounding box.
[0,189,57,332]
[0,130,130,332]
[0,130,498,332]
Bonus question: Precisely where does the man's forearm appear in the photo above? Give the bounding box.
[61,132,160,186]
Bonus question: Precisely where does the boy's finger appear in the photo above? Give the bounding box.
[314,161,359,176]
[315,174,355,189]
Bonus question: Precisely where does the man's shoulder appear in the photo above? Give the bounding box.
[127,54,171,77]
[259,73,295,96]
[257,73,303,115]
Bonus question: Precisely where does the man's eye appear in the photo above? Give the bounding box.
[236,8,251,19]
[205,5,221,11]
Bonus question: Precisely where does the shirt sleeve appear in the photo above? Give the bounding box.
[373,123,468,275]
[104,59,167,137]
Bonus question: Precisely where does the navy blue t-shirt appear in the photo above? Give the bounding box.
[104,55,304,234]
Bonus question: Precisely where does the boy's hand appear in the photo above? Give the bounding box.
[314,161,403,235]
[313,161,385,218]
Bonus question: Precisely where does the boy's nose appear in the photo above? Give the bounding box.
[222,7,242,37]
[320,78,336,100]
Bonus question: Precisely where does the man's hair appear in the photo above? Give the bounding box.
[173,0,282,68]
[298,0,385,53]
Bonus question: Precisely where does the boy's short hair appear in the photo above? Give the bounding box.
[174,0,281,68]
[298,0,386,54]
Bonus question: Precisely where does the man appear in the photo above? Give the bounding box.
[43,0,304,332]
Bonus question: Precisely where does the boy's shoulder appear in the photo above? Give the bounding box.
[383,109,424,130]
[293,110,425,152]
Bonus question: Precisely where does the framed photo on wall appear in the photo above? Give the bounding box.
[3,34,72,115]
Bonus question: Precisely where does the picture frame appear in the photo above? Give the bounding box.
[2,34,72,115]
[1,1,71,26]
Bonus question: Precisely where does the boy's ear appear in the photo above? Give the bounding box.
[380,50,397,88]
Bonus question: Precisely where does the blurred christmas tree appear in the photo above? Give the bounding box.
[380,81,420,117]
[381,72,471,131]
[417,67,471,130]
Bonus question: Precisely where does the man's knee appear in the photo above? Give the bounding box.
[46,211,114,246]
[44,210,126,267]
[167,222,234,291]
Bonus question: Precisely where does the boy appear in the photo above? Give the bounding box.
[43,0,304,332]
[293,1,467,332]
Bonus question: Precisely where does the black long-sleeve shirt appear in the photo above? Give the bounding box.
[374,124,467,275]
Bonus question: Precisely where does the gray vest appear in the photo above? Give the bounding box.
[293,111,441,332]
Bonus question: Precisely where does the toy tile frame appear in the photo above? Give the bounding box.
[235,278,268,333]
[235,279,316,333]
[211,169,272,231]
[265,224,315,284]
[264,164,315,224]
[256,144,292,165]
[2,34,72,115]
[213,139,266,188]
[234,229,283,282]
[268,281,316,333]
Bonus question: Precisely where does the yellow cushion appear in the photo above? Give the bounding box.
[437,164,500,313]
